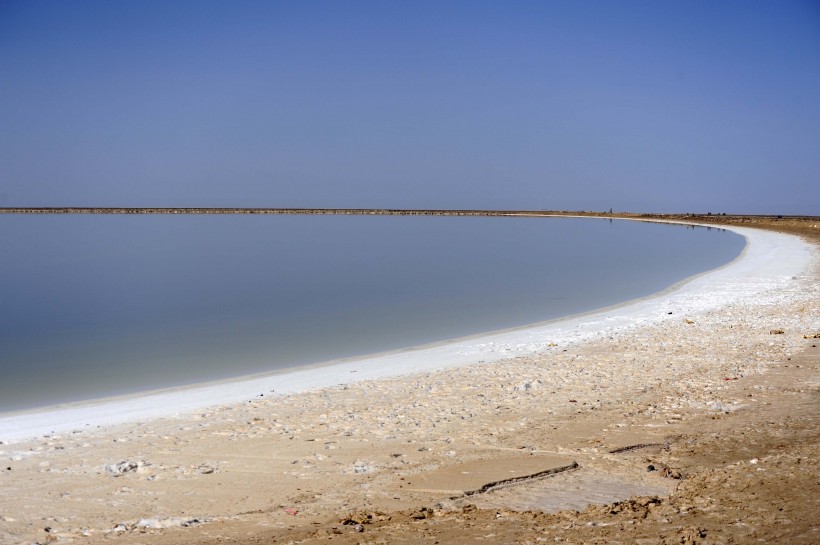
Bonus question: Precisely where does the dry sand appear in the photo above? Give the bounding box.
[1,217,818,545]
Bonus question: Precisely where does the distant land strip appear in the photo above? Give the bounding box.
[3,208,818,237]
[1,207,537,216]
[0,207,814,219]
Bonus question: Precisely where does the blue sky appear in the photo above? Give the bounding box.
[1,1,818,213]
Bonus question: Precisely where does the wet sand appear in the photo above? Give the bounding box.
[0,216,817,545]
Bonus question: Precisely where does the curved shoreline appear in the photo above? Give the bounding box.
[0,221,812,442]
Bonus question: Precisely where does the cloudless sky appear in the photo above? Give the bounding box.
[1,0,818,213]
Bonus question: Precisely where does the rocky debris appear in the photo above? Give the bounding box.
[350,460,378,474]
[803,333,820,338]
[110,517,208,533]
[104,460,148,476]
[513,379,542,391]
[662,467,683,479]
[339,511,390,526]
[677,526,708,545]
[409,506,435,519]
[769,328,785,334]
[194,463,217,474]
[602,495,662,516]
[337,511,389,533]
[706,400,741,413]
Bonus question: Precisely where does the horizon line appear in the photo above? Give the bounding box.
[0,207,814,219]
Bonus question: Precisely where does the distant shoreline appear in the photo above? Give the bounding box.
[3,207,817,231]
[0,207,814,219]
[1,207,529,215]
[4,208,817,240]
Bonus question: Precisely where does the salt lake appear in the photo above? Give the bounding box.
[0,215,744,412]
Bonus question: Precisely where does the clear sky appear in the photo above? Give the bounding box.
[1,1,818,213]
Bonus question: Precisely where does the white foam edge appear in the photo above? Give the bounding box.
[0,220,813,443]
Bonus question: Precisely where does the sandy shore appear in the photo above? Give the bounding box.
[0,218,818,544]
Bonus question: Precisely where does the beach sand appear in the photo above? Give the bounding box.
[0,217,817,544]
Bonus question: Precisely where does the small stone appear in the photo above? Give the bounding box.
[105,460,144,476]
[663,467,683,479]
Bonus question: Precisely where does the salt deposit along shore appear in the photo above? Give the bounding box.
[0,220,818,545]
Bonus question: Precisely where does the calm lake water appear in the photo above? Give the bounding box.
[0,215,744,412]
